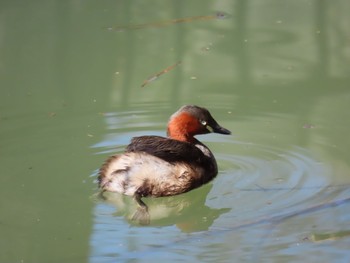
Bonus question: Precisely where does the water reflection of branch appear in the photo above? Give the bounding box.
[230,196,350,229]
[238,184,350,191]
[126,196,350,256]
[107,12,231,32]
[141,61,181,88]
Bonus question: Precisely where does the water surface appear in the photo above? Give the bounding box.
[1,1,350,262]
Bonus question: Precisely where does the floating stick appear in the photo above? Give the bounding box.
[107,12,231,32]
[141,61,181,88]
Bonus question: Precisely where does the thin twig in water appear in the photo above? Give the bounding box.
[238,184,350,192]
[141,61,181,88]
[107,12,231,32]
[217,196,350,232]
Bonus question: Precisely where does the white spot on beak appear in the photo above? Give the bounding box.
[206,125,214,133]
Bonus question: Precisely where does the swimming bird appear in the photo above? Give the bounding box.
[98,105,231,224]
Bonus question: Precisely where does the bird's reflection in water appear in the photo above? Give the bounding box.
[101,185,230,232]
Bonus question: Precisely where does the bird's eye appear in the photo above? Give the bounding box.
[200,120,207,126]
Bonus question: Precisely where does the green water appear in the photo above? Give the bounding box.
[1,1,350,262]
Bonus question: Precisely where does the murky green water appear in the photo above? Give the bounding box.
[1,1,350,262]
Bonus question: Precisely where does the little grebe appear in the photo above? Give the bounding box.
[98,105,231,224]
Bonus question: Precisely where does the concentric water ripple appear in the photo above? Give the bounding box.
[207,141,341,228]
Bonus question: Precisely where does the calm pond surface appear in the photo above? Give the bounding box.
[1,0,350,262]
